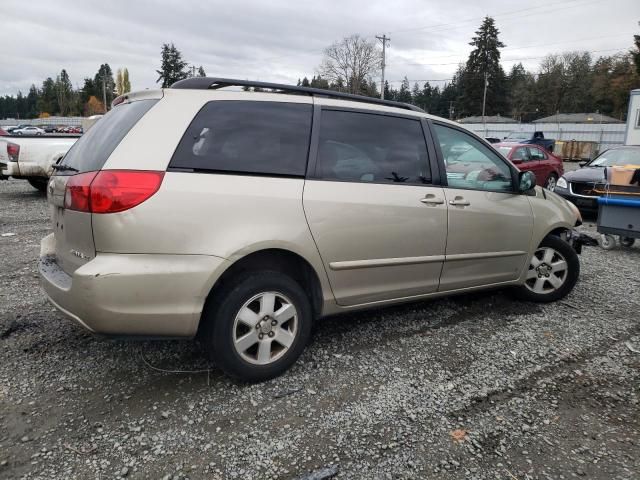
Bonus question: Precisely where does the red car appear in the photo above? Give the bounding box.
[496,143,564,191]
[0,127,8,136]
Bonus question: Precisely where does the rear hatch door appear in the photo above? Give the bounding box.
[49,98,160,274]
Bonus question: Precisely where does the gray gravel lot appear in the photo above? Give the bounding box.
[0,176,639,480]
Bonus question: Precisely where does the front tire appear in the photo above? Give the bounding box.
[513,235,579,302]
[201,271,312,382]
[544,173,558,191]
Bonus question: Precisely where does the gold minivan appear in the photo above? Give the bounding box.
[40,78,583,381]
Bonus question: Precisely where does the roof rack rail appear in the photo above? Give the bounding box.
[170,77,425,113]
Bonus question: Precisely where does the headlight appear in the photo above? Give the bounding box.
[557,177,568,189]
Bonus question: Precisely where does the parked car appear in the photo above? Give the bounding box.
[495,143,564,190]
[554,145,640,211]
[485,137,501,144]
[7,124,28,133]
[0,127,8,136]
[12,126,45,136]
[0,136,78,189]
[42,125,57,133]
[502,131,555,152]
[39,78,583,382]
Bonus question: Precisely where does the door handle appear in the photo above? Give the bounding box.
[420,194,444,205]
[449,197,471,206]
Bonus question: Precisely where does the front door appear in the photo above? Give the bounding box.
[431,123,534,291]
[303,109,448,306]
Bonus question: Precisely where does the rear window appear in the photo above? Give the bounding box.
[497,147,512,157]
[169,101,312,176]
[60,99,158,173]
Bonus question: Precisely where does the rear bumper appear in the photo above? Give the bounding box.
[39,233,229,337]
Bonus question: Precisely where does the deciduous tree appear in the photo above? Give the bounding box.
[319,35,381,95]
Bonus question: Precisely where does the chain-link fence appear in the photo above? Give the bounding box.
[0,116,83,128]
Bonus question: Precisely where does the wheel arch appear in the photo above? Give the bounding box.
[198,247,326,334]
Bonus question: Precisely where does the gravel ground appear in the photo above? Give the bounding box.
[1,176,639,480]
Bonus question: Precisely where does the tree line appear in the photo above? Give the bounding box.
[0,64,130,120]
[2,21,639,121]
[0,42,206,120]
[303,18,640,121]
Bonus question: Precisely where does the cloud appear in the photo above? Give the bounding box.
[0,0,638,96]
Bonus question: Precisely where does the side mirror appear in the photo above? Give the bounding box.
[518,170,537,193]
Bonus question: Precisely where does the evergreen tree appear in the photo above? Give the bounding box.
[26,85,39,118]
[632,31,640,76]
[37,77,58,115]
[396,77,412,103]
[301,77,310,87]
[55,69,73,116]
[93,64,116,106]
[156,43,188,87]
[197,66,206,77]
[411,82,421,106]
[458,17,508,117]
[383,80,393,100]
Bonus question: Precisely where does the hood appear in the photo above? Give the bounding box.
[563,166,605,183]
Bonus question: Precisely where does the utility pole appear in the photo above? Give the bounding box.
[481,34,488,136]
[376,34,390,99]
[482,71,488,136]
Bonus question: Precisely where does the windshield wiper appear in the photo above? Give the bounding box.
[52,164,79,172]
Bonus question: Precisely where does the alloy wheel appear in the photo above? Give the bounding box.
[232,291,298,365]
[524,247,568,294]
[546,176,557,191]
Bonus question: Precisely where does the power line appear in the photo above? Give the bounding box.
[387,32,635,65]
[385,0,599,36]
[387,46,629,67]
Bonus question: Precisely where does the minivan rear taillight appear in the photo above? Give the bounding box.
[64,170,164,214]
[6,142,20,162]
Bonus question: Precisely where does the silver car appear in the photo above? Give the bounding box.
[39,78,583,381]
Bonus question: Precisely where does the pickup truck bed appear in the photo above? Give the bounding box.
[0,136,77,191]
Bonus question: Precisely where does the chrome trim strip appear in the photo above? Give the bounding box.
[329,255,446,271]
[329,250,526,270]
[445,250,527,262]
[568,182,600,199]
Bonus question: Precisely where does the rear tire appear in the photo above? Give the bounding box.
[201,271,312,382]
[28,178,48,193]
[544,173,558,191]
[513,234,580,302]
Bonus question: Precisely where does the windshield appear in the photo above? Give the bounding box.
[497,146,512,156]
[589,148,640,167]
[505,132,527,140]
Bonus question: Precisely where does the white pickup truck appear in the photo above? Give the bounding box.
[0,136,78,191]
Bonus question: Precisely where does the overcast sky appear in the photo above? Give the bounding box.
[0,0,638,96]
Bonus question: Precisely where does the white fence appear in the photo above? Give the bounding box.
[463,122,626,151]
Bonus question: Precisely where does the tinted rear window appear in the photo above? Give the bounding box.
[169,101,312,176]
[61,99,158,173]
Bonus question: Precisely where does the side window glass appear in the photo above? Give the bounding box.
[170,101,312,176]
[316,110,431,184]
[530,148,546,160]
[512,147,530,161]
[433,124,513,192]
